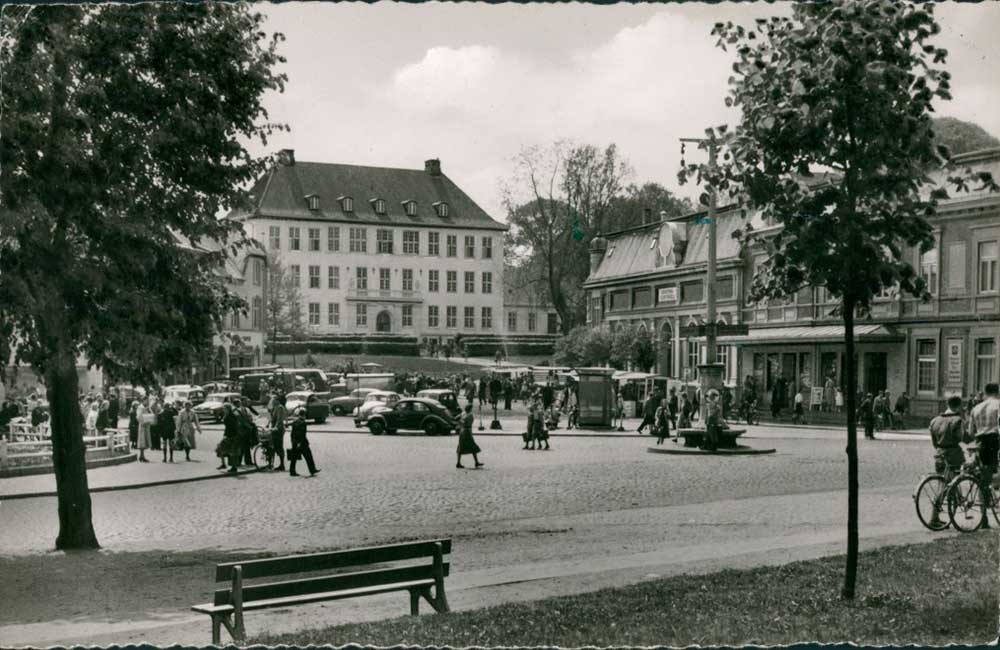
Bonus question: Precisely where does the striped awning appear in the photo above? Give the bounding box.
[707,324,903,345]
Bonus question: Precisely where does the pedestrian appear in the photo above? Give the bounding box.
[219,402,241,473]
[524,400,536,450]
[503,378,513,411]
[792,389,805,424]
[270,395,287,471]
[128,401,139,450]
[691,389,701,422]
[533,397,550,450]
[678,392,692,429]
[823,375,836,413]
[636,390,659,435]
[860,392,875,440]
[894,391,910,427]
[234,399,255,467]
[655,400,670,445]
[96,400,110,435]
[135,397,151,462]
[159,400,177,462]
[667,387,679,431]
[108,391,120,429]
[289,409,320,477]
[85,401,99,434]
[703,389,725,452]
[456,404,484,469]
[615,391,625,429]
[927,395,968,528]
[834,387,844,413]
[176,401,201,461]
[150,396,162,450]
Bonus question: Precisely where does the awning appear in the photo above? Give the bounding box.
[612,371,656,381]
[704,324,904,345]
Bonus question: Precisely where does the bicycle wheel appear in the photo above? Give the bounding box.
[252,444,269,469]
[914,475,950,531]
[947,476,985,533]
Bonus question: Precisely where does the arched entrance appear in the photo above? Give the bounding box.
[659,321,674,377]
[376,310,392,333]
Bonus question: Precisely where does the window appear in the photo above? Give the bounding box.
[464,271,475,293]
[308,228,320,251]
[307,195,320,211]
[446,306,457,328]
[402,269,414,292]
[632,287,652,309]
[340,196,354,212]
[609,290,629,311]
[482,272,492,294]
[428,269,439,292]
[308,265,320,289]
[308,302,320,325]
[231,310,241,329]
[482,307,493,329]
[508,312,518,331]
[979,241,998,293]
[528,312,537,332]
[446,270,457,293]
[446,235,457,257]
[376,229,394,254]
[428,232,440,256]
[252,259,262,286]
[482,236,493,259]
[403,230,419,254]
[687,340,701,380]
[434,202,449,217]
[402,305,413,327]
[379,268,391,291]
[404,201,417,217]
[920,248,938,295]
[464,235,475,258]
[290,264,301,286]
[464,306,475,329]
[917,339,937,393]
[716,276,735,300]
[327,266,339,289]
[372,198,387,215]
[268,226,280,250]
[681,280,704,303]
[976,339,996,391]
[356,304,367,327]
[356,267,368,290]
[251,296,262,328]
[289,227,301,251]
[328,226,340,252]
[716,345,729,376]
[428,305,439,328]
[349,227,367,253]
[328,303,340,326]
[947,242,966,290]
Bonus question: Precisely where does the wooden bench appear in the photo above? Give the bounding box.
[678,427,746,449]
[191,538,451,644]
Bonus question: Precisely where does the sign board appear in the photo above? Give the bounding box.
[945,339,963,387]
[810,386,825,408]
[679,323,750,338]
[658,287,679,304]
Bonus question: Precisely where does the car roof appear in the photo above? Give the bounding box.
[401,397,445,406]
[206,392,240,398]
[419,389,454,394]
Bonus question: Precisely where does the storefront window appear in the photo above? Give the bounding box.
[976,339,996,391]
[686,340,700,380]
[917,339,937,393]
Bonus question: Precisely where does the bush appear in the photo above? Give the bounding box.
[463,340,554,357]
[267,338,420,357]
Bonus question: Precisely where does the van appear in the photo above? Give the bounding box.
[163,384,207,406]
[276,368,330,395]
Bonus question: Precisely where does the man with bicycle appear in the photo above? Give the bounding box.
[968,383,1000,527]
[928,395,968,528]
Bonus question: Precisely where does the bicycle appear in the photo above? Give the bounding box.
[741,399,759,426]
[251,424,275,469]
[946,445,1000,533]
[913,462,961,531]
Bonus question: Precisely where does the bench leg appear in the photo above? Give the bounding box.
[420,584,449,613]
[409,588,420,616]
[211,615,222,645]
[219,613,239,644]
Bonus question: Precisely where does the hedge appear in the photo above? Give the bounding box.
[267,339,420,356]
[463,341,554,357]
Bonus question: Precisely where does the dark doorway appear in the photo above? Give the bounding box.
[376,311,392,333]
[863,352,888,395]
[659,321,674,377]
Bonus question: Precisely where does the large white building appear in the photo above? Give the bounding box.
[233,151,508,346]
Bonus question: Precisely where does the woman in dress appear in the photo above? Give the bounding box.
[456,404,483,469]
[135,397,151,462]
[85,402,99,435]
[533,396,550,450]
[128,401,139,450]
[175,401,201,461]
[159,401,177,462]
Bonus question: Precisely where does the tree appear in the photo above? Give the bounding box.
[264,252,305,363]
[0,4,286,549]
[554,325,614,368]
[502,141,632,332]
[606,182,695,230]
[683,0,996,598]
[630,326,657,373]
[931,116,1000,157]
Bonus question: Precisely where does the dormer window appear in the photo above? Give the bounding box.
[370,198,387,215]
[338,196,354,212]
[433,201,450,218]
[306,194,320,211]
[403,200,418,217]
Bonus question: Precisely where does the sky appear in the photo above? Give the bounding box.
[254,1,1000,220]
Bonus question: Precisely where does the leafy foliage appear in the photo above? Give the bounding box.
[610,324,656,371]
[264,252,305,360]
[607,182,695,230]
[553,325,612,368]
[932,116,1000,156]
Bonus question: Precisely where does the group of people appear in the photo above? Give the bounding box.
[128,396,202,463]
[216,391,320,477]
[858,390,911,439]
[631,386,701,441]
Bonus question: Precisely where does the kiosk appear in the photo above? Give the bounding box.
[576,368,615,428]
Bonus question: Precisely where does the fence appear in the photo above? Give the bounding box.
[0,426,131,471]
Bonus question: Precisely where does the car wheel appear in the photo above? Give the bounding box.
[332,406,345,416]
[424,420,439,436]
[369,420,385,435]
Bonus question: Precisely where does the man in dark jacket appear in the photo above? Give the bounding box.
[667,388,679,431]
[221,403,241,473]
[269,396,287,471]
[289,409,319,477]
[859,393,876,440]
[927,395,968,527]
[637,389,663,435]
[108,392,120,429]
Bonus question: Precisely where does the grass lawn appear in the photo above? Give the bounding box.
[271,354,483,374]
[254,533,998,647]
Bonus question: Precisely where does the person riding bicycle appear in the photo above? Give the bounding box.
[930,395,968,481]
[968,382,1000,522]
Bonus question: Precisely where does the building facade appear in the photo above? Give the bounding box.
[502,263,562,336]
[584,148,1000,418]
[233,151,508,347]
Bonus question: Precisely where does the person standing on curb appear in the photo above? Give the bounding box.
[127,400,139,450]
[220,402,241,474]
[159,400,177,462]
[289,409,320,477]
[135,397,151,463]
[176,401,201,461]
[269,394,287,471]
[859,392,876,440]
[456,404,484,469]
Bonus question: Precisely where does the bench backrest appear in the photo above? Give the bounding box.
[212,539,451,606]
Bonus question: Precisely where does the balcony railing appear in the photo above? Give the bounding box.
[345,288,423,303]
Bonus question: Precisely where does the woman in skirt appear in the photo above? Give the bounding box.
[175,401,201,461]
[532,397,550,450]
[456,404,483,468]
[128,401,139,450]
[524,400,536,450]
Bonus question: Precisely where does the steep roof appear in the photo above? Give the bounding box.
[236,159,507,232]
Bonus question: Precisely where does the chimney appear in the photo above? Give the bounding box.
[277,149,295,166]
[424,158,442,176]
[643,208,653,225]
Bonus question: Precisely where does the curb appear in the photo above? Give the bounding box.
[0,466,261,501]
[647,444,777,456]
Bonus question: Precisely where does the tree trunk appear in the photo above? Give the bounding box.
[47,349,100,550]
[841,296,858,599]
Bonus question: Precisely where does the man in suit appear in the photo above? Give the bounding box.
[289,409,319,477]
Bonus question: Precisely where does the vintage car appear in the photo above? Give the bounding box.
[284,391,330,424]
[163,384,207,407]
[415,389,462,417]
[192,392,242,423]
[366,398,457,436]
[329,387,378,416]
[353,390,401,427]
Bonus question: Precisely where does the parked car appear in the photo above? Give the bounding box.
[366,398,457,436]
[284,391,330,424]
[415,389,461,417]
[353,391,401,427]
[163,384,206,406]
[328,382,350,398]
[201,380,234,394]
[276,368,331,396]
[192,392,241,423]
[330,387,377,416]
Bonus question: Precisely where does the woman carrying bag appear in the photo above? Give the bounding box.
[456,404,483,469]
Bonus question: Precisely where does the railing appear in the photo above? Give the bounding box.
[345,288,423,303]
[0,428,131,471]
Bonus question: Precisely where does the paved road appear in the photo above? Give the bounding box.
[0,424,942,646]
